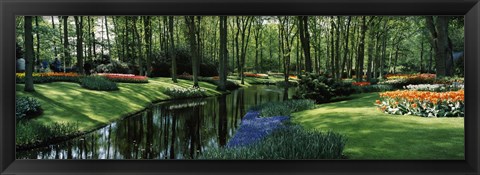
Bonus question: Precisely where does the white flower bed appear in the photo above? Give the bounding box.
[404,83,464,92]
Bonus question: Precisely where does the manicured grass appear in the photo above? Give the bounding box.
[291,92,464,160]
[16,77,222,132]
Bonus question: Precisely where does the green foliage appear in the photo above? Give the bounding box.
[294,73,354,103]
[250,99,316,117]
[93,59,130,74]
[199,126,346,159]
[16,121,80,147]
[353,84,395,93]
[80,76,119,91]
[164,86,207,98]
[16,96,42,121]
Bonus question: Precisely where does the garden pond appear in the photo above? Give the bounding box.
[17,85,296,159]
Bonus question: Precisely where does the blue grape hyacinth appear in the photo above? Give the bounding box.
[226,111,289,148]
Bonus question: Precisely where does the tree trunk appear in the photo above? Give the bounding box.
[87,16,92,61]
[425,16,448,77]
[133,17,143,76]
[105,16,112,57]
[356,16,367,82]
[51,16,58,57]
[298,16,312,73]
[35,16,40,70]
[218,16,228,91]
[341,16,351,79]
[24,16,35,92]
[143,16,152,76]
[185,16,200,88]
[420,39,424,73]
[91,17,96,60]
[168,16,177,83]
[334,16,341,80]
[74,16,84,74]
[63,16,70,72]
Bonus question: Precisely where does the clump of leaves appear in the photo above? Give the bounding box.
[16,96,42,121]
[80,76,119,91]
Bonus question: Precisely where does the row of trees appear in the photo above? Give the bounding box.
[18,16,464,92]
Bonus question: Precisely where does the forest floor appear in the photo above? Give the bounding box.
[291,92,464,159]
[16,77,224,132]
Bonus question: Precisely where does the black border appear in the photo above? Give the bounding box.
[1,0,479,174]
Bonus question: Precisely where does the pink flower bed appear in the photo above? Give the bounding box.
[97,73,149,83]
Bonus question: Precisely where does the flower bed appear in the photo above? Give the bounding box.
[352,81,371,87]
[385,73,436,80]
[16,72,80,83]
[404,84,464,92]
[97,73,148,83]
[380,73,436,88]
[244,72,269,79]
[376,90,464,117]
[164,86,207,98]
[226,111,289,148]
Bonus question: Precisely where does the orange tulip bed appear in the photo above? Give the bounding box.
[376,89,464,117]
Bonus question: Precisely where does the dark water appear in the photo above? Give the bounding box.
[17,85,296,159]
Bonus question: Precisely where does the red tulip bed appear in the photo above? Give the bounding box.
[96,73,149,83]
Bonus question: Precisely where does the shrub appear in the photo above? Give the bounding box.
[250,99,316,117]
[200,126,346,159]
[16,96,42,121]
[377,90,464,117]
[164,86,207,98]
[93,59,130,74]
[276,80,299,87]
[353,84,395,93]
[80,76,119,91]
[295,73,354,103]
[16,121,80,147]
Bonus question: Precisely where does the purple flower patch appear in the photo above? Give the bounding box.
[226,111,289,148]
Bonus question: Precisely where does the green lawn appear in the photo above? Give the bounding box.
[291,92,464,160]
[16,77,222,132]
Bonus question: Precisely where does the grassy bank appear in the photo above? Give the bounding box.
[16,77,222,132]
[291,92,464,159]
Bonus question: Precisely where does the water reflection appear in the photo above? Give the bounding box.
[17,85,296,159]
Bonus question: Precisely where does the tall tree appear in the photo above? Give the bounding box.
[143,16,152,76]
[236,16,254,84]
[185,16,200,88]
[35,16,40,68]
[24,16,35,92]
[105,16,112,57]
[74,16,84,74]
[278,16,296,90]
[133,17,143,75]
[51,16,58,57]
[425,16,452,77]
[341,16,352,78]
[168,16,177,83]
[218,16,228,91]
[253,17,263,73]
[63,16,70,72]
[298,16,312,73]
[356,16,367,82]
